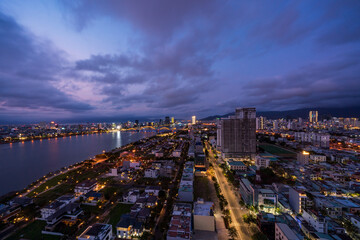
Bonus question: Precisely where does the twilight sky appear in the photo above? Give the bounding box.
[0,0,360,122]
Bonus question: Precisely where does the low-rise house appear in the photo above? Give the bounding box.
[130,204,142,213]
[145,186,161,196]
[178,184,193,202]
[310,155,327,163]
[334,198,360,214]
[116,214,144,239]
[57,194,76,204]
[257,189,277,214]
[123,160,141,170]
[257,212,277,238]
[167,203,192,240]
[275,223,301,240]
[75,180,97,195]
[239,178,255,205]
[137,208,151,223]
[44,202,82,226]
[302,209,327,234]
[256,156,270,169]
[155,150,164,158]
[172,149,182,157]
[193,199,215,232]
[144,168,159,178]
[10,196,33,207]
[107,168,118,176]
[84,191,104,205]
[226,159,247,171]
[123,189,140,203]
[350,215,360,231]
[78,223,112,240]
[41,201,66,219]
[135,197,147,208]
[146,195,158,208]
[0,204,21,221]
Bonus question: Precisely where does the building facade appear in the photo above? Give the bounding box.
[218,108,256,159]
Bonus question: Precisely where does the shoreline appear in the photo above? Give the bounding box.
[0,132,156,201]
[0,130,116,145]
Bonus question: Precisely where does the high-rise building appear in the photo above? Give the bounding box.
[217,108,256,159]
[256,116,265,130]
[192,116,196,125]
[273,120,278,130]
[171,117,175,124]
[309,111,318,123]
[165,116,170,125]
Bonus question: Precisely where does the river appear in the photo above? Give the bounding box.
[0,131,155,196]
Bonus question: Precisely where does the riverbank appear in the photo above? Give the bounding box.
[0,130,115,145]
[0,134,141,202]
[0,131,155,197]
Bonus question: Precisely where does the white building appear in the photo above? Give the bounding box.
[193,199,215,232]
[144,168,159,178]
[226,160,247,171]
[107,168,118,176]
[145,186,161,196]
[256,156,270,169]
[256,116,265,130]
[289,187,307,214]
[257,189,277,214]
[172,149,182,157]
[75,180,97,195]
[123,189,140,203]
[78,223,113,240]
[310,155,326,163]
[40,201,66,219]
[302,209,327,233]
[192,116,196,125]
[275,223,300,240]
[294,132,330,148]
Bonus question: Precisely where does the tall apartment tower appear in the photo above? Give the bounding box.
[192,116,196,125]
[217,107,256,159]
[309,111,318,123]
[256,116,265,130]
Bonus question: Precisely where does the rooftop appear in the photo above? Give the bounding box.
[194,200,213,216]
[82,223,111,237]
[228,160,246,166]
[276,223,300,240]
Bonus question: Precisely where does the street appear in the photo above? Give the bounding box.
[206,142,253,240]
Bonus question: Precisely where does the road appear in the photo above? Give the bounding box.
[22,164,83,197]
[206,142,252,240]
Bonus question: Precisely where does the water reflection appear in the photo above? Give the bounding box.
[0,131,154,196]
[116,131,121,147]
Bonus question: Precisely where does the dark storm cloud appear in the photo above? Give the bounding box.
[59,0,360,116]
[2,0,360,121]
[0,12,93,114]
[241,53,360,110]
[74,31,217,110]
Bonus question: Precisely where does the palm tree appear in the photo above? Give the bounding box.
[228,227,238,239]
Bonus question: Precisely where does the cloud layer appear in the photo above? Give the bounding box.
[0,11,93,121]
[0,0,360,122]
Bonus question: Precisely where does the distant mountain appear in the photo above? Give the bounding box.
[201,106,360,120]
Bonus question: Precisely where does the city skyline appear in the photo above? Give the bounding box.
[1,1,360,122]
